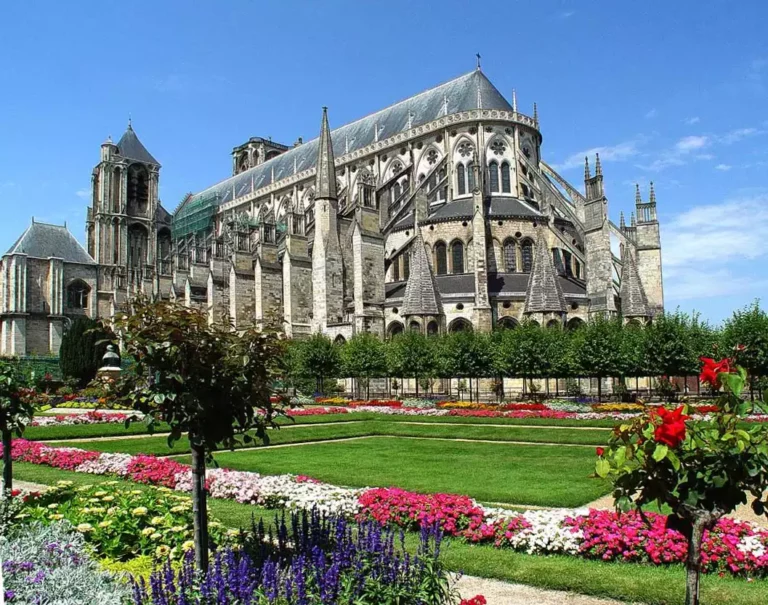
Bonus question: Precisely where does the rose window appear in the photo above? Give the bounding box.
[426,149,438,165]
[458,142,473,157]
[491,140,506,156]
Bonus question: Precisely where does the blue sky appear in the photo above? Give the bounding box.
[1,0,766,324]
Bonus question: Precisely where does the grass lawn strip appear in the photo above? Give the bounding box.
[204,436,610,508]
[12,461,766,605]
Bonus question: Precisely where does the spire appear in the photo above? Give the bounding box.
[402,231,441,317]
[594,153,602,176]
[533,102,539,125]
[620,211,626,229]
[476,52,482,70]
[524,233,566,314]
[315,107,337,200]
[631,212,637,227]
[511,89,518,113]
[635,183,642,205]
[584,156,591,180]
[620,248,650,318]
[649,181,656,204]
[127,116,132,131]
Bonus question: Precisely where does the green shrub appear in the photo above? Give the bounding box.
[58,318,114,387]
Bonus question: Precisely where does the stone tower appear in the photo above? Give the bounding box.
[582,154,615,316]
[86,121,161,314]
[635,182,663,315]
[311,108,344,332]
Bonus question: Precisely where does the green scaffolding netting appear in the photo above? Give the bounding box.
[171,193,218,239]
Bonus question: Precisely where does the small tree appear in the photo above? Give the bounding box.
[597,357,768,605]
[441,331,492,402]
[386,331,434,397]
[59,317,114,387]
[112,299,284,571]
[500,321,547,396]
[0,359,34,491]
[722,301,768,399]
[299,334,341,396]
[340,333,387,399]
[574,316,625,401]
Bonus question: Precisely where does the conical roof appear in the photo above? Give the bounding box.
[620,249,650,318]
[116,123,160,166]
[315,107,337,200]
[402,231,441,317]
[524,234,566,314]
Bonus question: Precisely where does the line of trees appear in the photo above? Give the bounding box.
[283,303,768,401]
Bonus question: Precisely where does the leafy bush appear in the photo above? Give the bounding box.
[59,317,113,387]
[21,481,233,561]
[0,521,128,604]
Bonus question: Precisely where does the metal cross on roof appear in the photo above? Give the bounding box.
[476,53,481,70]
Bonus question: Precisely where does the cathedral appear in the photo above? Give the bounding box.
[0,68,663,356]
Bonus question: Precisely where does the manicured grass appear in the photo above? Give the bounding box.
[205,436,610,507]
[12,462,764,604]
[383,414,622,428]
[384,422,609,445]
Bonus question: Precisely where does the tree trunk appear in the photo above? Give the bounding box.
[415,375,419,397]
[597,377,602,402]
[190,442,209,572]
[685,514,714,605]
[2,428,11,492]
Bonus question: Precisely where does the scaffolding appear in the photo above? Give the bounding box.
[171,192,219,240]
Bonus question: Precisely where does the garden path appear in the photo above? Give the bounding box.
[455,575,628,605]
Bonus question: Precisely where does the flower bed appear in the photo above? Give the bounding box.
[5,438,768,576]
[30,410,139,427]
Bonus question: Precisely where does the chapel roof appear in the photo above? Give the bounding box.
[5,221,96,265]
[177,70,514,214]
[116,123,160,166]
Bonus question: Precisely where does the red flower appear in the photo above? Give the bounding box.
[699,357,733,389]
[596,447,605,457]
[653,406,690,448]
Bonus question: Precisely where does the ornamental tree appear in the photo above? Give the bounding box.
[386,331,434,397]
[111,298,284,571]
[573,316,625,401]
[298,334,342,396]
[498,321,547,395]
[440,332,492,402]
[0,359,34,491]
[597,357,768,605]
[340,332,387,399]
[722,301,768,399]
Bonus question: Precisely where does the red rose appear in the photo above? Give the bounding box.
[596,447,605,457]
[653,406,690,448]
[699,357,734,389]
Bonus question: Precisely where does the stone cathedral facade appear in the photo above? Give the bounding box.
[1,69,663,356]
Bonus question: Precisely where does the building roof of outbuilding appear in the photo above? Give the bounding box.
[177,70,514,216]
[5,221,96,265]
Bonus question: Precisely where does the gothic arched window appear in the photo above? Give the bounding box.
[435,242,447,275]
[127,164,149,216]
[501,162,511,193]
[451,240,464,274]
[427,320,439,336]
[467,162,476,192]
[489,161,499,193]
[128,224,149,268]
[503,238,517,272]
[392,256,400,281]
[403,250,410,280]
[521,239,534,273]
[456,164,466,195]
[66,280,90,310]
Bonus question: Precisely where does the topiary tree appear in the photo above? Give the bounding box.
[499,321,548,396]
[112,298,284,571]
[597,357,768,605]
[573,315,626,401]
[340,333,387,399]
[0,359,33,491]
[299,334,342,396]
[59,317,113,387]
[440,331,492,402]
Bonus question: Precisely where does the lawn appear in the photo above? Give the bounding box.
[204,436,610,507]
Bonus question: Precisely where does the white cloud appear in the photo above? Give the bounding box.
[557,10,576,19]
[715,164,732,171]
[675,135,709,152]
[637,135,711,171]
[75,188,91,200]
[720,127,762,144]
[552,140,640,170]
[645,108,658,119]
[662,195,768,301]
[684,116,700,125]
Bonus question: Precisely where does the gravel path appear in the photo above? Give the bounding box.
[455,575,628,605]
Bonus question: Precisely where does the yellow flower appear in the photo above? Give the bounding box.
[132,507,148,517]
[141,527,155,536]
[150,516,166,526]
[47,503,58,510]
[155,545,171,558]
[77,523,94,533]
[151,533,162,541]
[77,485,94,492]
[227,529,241,537]
[81,507,91,514]
[93,491,107,497]
[91,507,106,514]
[98,521,112,528]
[102,496,115,502]
[158,487,172,493]
[107,507,118,515]
[170,506,185,513]
[208,521,222,528]
[48,513,64,520]
[130,490,143,496]
[171,526,186,533]
[56,480,73,486]
[182,540,195,551]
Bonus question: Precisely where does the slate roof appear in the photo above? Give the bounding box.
[385,281,407,299]
[524,234,566,313]
[435,274,475,295]
[620,250,650,317]
[117,124,160,166]
[5,221,96,265]
[315,107,337,200]
[178,70,513,215]
[422,196,542,225]
[402,232,441,316]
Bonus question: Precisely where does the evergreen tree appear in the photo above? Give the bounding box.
[59,317,113,387]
